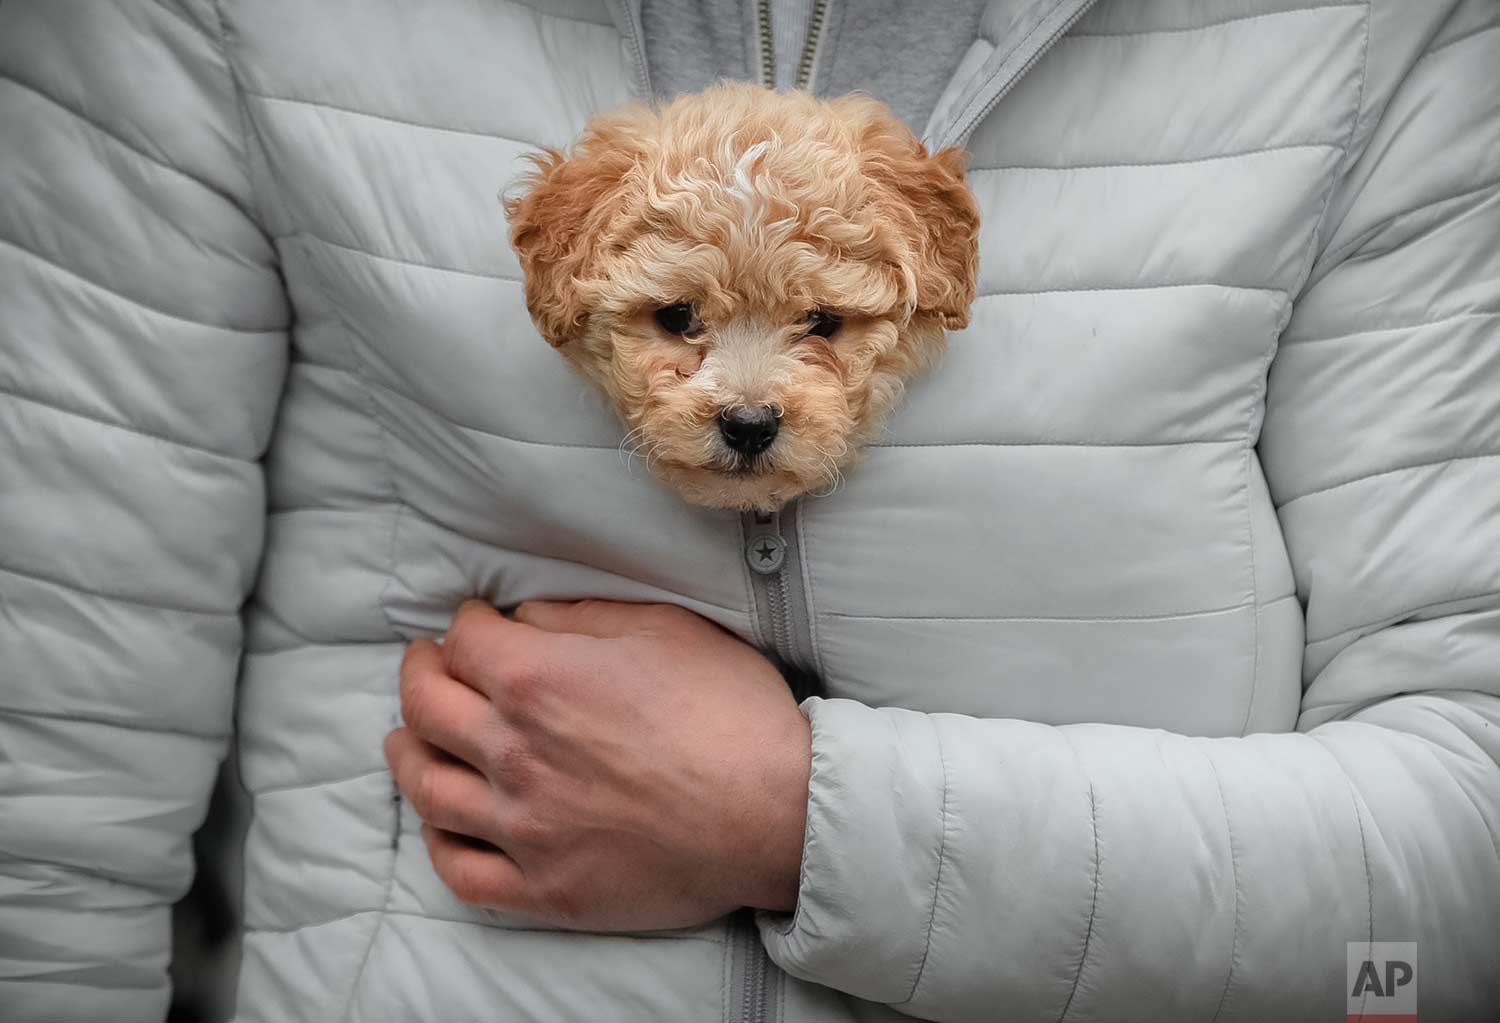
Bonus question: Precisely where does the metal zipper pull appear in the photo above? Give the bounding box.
[745,510,787,574]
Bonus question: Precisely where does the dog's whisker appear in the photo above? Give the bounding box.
[825,465,847,497]
[618,426,650,473]
[809,454,844,498]
[642,440,670,473]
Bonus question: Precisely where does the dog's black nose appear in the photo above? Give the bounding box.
[717,406,781,456]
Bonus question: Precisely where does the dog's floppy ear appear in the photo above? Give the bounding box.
[505,106,656,347]
[843,99,980,330]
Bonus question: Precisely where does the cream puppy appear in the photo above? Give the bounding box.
[506,82,979,511]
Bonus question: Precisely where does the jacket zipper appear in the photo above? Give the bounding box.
[755,0,831,91]
[735,502,820,1023]
[745,509,789,655]
[765,540,793,656]
[742,503,819,685]
[736,9,831,1021]
[734,908,773,1023]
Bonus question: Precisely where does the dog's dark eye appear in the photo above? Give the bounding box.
[803,310,842,339]
[654,303,702,337]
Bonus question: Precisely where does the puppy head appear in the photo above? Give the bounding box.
[506,83,979,511]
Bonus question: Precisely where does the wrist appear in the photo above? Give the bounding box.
[736,710,812,912]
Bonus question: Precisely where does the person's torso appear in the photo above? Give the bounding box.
[224,1,1368,1018]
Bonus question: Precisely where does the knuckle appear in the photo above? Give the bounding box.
[496,656,546,708]
[537,878,582,925]
[453,599,492,629]
[445,647,482,691]
[442,632,474,681]
[443,603,491,672]
[410,768,442,820]
[484,738,534,789]
[504,808,548,848]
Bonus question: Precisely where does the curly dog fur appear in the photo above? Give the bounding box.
[506,83,979,511]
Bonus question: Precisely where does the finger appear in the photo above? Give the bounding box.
[399,639,493,766]
[386,729,507,845]
[422,823,531,912]
[514,598,682,638]
[442,600,544,694]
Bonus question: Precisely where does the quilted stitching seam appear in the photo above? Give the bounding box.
[1305,585,1500,652]
[322,291,406,1023]
[268,499,752,620]
[1415,19,1500,64]
[0,705,227,742]
[1314,176,1500,288]
[901,715,952,1006]
[244,90,546,149]
[823,594,1297,625]
[280,359,616,450]
[1399,722,1500,873]
[969,140,1339,173]
[1205,751,1243,1023]
[282,228,523,283]
[1283,0,1372,303]
[1056,734,1101,1023]
[871,437,1240,449]
[244,905,726,940]
[250,767,389,799]
[0,378,253,463]
[1278,450,1500,506]
[0,69,238,210]
[1313,738,1376,1021]
[978,281,1287,298]
[1280,307,1500,347]
[1067,2,1364,40]
[0,559,237,618]
[0,234,283,335]
[1237,293,1284,734]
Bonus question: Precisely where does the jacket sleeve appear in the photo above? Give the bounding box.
[758,11,1500,1023]
[0,3,288,1019]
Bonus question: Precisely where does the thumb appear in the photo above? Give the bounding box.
[512,599,649,638]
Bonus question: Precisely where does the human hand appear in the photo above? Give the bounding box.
[384,599,812,931]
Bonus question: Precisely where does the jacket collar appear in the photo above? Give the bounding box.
[923,0,1097,147]
[610,0,1096,148]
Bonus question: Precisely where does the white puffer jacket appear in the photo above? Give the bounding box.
[1,1,1497,1021]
